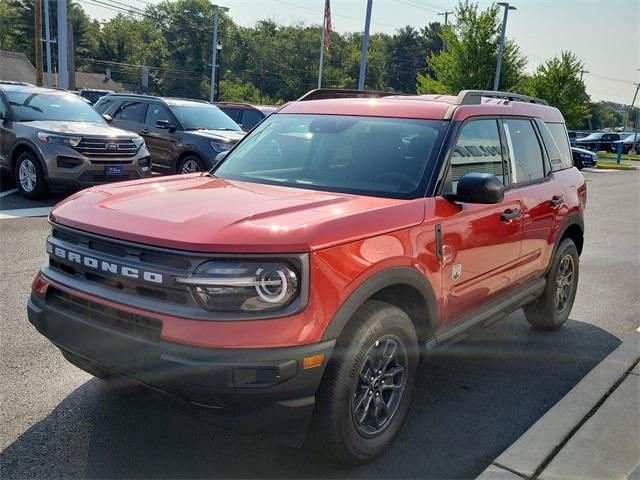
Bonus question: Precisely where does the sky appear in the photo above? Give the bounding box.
[79,0,640,105]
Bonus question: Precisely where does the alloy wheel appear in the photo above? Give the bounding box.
[555,254,575,313]
[351,335,408,437]
[180,159,201,174]
[19,159,37,192]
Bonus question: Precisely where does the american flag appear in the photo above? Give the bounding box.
[324,0,332,51]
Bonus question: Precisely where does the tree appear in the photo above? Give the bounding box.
[525,51,590,129]
[416,1,526,95]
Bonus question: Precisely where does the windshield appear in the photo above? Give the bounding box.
[214,114,446,198]
[6,91,105,123]
[171,104,242,131]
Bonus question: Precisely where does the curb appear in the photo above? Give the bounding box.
[476,330,640,479]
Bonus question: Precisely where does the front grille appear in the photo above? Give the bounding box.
[46,286,162,341]
[74,137,139,158]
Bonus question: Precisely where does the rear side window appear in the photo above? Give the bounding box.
[502,119,545,183]
[113,101,147,123]
[545,122,573,170]
[241,109,264,130]
[450,119,507,190]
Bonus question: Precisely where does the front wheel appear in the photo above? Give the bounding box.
[177,155,205,174]
[309,300,418,464]
[15,152,48,199]
[524,238,579,330]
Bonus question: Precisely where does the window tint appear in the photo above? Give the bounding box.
[503,119,544,183]
[450,119,506,190]
[5,91,104,123]
[215,114,445,198]
[241,109,264,129]
[113,101,147,123]
[145,104,173,126]
[93,99,112,114]
[220,107,241,123]
[546,122,573,170]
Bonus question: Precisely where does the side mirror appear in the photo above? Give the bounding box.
[155,119,176,132]
[444,172,505,204]
[102,113,112,123]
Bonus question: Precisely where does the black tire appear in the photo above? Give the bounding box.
[524,238,579,330]
[309,300,418,464]
[14,151,48,199]
[177,155,205,174]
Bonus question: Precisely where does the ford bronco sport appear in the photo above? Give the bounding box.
[28,89,586,464]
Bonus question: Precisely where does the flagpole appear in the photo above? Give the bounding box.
[317,7,326,88]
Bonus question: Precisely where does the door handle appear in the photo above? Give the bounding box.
[549,195,564,207]
[500,208,521,222]
[139,129,149,134]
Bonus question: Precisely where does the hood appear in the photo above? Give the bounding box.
[50,175,425,253]
[187,129,245,143]
[571,146,597,156]
[23,120,135,137]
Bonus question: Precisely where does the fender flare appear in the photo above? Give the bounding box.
[544,213,584,276]
[321,267,439,341]
[9,140,49,178]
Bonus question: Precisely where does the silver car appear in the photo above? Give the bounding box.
[0,84,150,198]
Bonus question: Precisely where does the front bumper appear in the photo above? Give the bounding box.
[27,290,334,444]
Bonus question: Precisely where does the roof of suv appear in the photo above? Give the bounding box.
[280,89,564,123]
[0,84,71,95]
[100,93,210,106]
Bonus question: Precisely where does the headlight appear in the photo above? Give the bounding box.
[37,132,81,147]
[210,140,233,152]
[132,136,145,148]
[176,260,300,313]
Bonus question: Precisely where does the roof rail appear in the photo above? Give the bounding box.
[297,88,404,102]
[442,89,549,120]
[457,90,548,106]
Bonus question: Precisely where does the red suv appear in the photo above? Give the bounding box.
[28,89,586,464]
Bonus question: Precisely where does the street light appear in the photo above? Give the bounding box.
[215,41,222,101]
[493,2,516,91]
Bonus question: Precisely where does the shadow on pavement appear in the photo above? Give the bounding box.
[0,314,621,479]
[0,173,67,210]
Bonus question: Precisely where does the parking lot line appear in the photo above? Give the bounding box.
[0,188,19,199]
[0,207,52,220]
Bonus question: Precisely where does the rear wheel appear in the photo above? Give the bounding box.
[524,238,579,330]
[14,152,48,199]
[177,155,205,174]
[309,300,418,464]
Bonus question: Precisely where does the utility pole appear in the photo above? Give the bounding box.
[493,2,516,91]
[208,5,228,103]
[44,0,52,86]
[67,18,75,91]
[57,0,68,89]
[216,42,222,101]
[34,0,43,86]
[438,10,454,51]
[579,69,589,82]
[357,0,373,90]
[317,8,327,88]
[622,81,639,132]
[438,10,453,26]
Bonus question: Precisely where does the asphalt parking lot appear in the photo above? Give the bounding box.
[1,169,638,479]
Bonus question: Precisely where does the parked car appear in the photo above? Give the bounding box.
[571,146,597,169]
[78,88,113,105]
[617,131,635,140]
[573,131,620,151]
[0,83,150,198]
[29,88,586,464]
[215,102,277,131]
[94,94,245,174]
[610,134,640,154]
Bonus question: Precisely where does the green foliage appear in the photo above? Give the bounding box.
[0,0,34,62]
[525,51,590,129]
[218,79,276,104]
[417,1,526,95]
[588,101,627,130]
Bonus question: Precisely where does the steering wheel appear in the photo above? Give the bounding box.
[374,172,418,192]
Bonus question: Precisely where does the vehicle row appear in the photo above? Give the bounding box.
[0,83,277,198]
[569,130,639,153]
